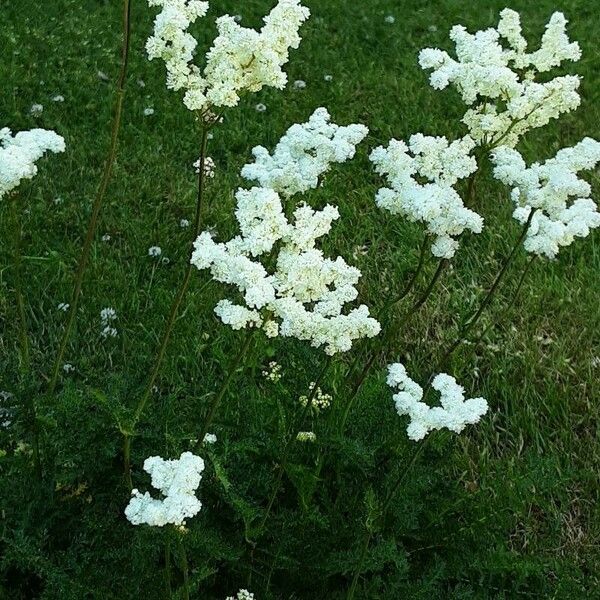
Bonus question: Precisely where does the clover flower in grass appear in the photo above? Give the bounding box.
[191,187,380,355]
[125,451,204,526]
[491,138,600,259]
[241,107,368,197]
[419,9,582,148]
[387,363,488,441]
[370,134,482,259]
[146,0,310,113]
[0,127,65,200]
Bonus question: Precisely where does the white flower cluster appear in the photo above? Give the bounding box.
[125,452,204,527]
[387,363,488,442]
[298,383,331,412]
[100,307,118,339]
[1,127,65,200]
[419,9,582,147]
[296,431,316,443]
[262,360,282,382]
[370,134,483,258]
[492,138,600,259]
[225,590,254,600]
[241,108,368,197]
[146,0,310,112]
[191,187,380,354]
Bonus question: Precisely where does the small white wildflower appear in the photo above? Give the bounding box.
[296,431,316,442]
[180,218,190,228]
[63,363,74,373]
[52,95,65,102]
[226,590,255,600]
[101,325,118,339]
[203,433,217,444]
[193,156,215,178]
[262,361,282,382]
[57,302,70,312]
[100,307,117,322]
[255,103,267,113]
[137,79,146,88]
[148,246,162,257]
[385,15,395,24]
[233,15,242,23]
[30,104,43,116]
[293,79,306,89]
[161,256,170,265]
[53,196,63,205]
[299,383,332,412]
[143,107,155,116]
[324,74,333,82]
[101,233,111,242]
[97,70,110,82]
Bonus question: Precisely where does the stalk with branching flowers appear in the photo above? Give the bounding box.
[47,0,132,395]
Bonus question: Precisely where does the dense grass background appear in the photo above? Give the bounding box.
[1,0,599,597]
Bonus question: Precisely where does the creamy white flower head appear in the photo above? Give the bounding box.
[241,107,368,197]
[419,9,582,147]
[146,0,310,112]
[1,127,65,200]
[492,138,600,258]
[191,188,380,354]
[125,451,205,527]
[387,363,488,441]
[370,134,482,258]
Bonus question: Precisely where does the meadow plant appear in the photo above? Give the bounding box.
[2,4,600,599]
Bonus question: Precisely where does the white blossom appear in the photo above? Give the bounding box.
[296,431,316,442]
[370,134,482,258]
[180,218,190,228]
[203,433,217,444]
[419,9,582,147]
[146,0,310,113]
[0,127,65,200]
[191,187,380,355]
[30,104,44,116]
[255,103,267,112]
[148,245,162,257]
[143,107,155,116]
[491,138,600,259]
[387,363,488,441]
[242,107,368,197]
[226,591,255,600]
[125,451,205,527]
[193,155,215,177]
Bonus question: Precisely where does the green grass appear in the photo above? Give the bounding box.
[1,0,599,598]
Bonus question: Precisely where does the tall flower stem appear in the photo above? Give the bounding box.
[436,209,537,371]
[177,535,190,600]
[347,439,429,600]
[193,329,256,451]
[246,355,333,586]
[123,126,210,488]
[10,195,41,478]
[47,0,132,395]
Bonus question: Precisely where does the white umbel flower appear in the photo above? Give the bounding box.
[491,138,600,259]
[0,127,65,200]
[125,451,205,527]
[241,107,368,197]
[387,363,488,441]
[370,134,482,258]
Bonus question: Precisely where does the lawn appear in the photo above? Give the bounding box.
[1,0,599,598]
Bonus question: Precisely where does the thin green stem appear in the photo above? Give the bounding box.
[48,0,132,395]
[437,209,536,371]
[177,536,190,600]
[347,440,429,599]
[124,126,210,488]
[10,195,41,479]
[164,535,172,599]
[193,329,255,451]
